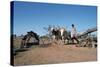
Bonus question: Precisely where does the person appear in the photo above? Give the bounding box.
[71,24,79,45]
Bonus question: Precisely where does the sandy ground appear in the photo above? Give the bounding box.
[14,44,97,66]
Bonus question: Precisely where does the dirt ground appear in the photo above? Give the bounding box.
[14,44,97,66]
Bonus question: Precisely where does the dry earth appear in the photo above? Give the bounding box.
[14,44,97,66]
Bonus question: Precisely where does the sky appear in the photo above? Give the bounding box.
[12,1,97,36]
